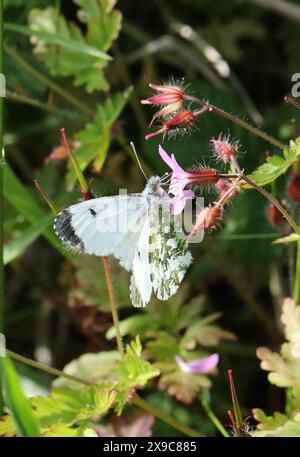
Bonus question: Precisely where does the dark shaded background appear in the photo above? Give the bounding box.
[3,0,300,435]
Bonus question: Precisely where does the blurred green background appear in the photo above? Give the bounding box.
[3,0,300,436]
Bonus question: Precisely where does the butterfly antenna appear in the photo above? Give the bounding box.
[130,142,148,181]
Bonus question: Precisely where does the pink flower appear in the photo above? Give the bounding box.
[159,145,195,215]
[175,353,219,374]
[159,146,219,215]
[141,82,185,125]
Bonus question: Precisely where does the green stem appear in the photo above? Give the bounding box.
[133,395,201,437]
[4,44,94,117]
[199,393,229,437]
[185,95,286,151]
[6,90,87,120]
[0,0,3,335]
[0,0,3,417]
[102,256,124,358]
[294,217,300,304]
[60,128,89,193]
[6,349,200,436]
[242,175,300,234]
[6,349,90,386]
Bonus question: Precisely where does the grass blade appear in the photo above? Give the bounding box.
[1,357,40,437]
[4,214,53,265]
[4,22,112,61]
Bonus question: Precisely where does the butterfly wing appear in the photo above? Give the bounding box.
[54,195,147,271]
[149,203,192,301]
[130,216,152,308]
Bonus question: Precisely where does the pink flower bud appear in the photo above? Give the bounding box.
[210,135,237,163]
[146,110,196,140]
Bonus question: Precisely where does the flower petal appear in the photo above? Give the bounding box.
[175,356,190,373]
[183,189,195,199]
[172,195,186,215]
[176,354,219,374]
[158,145,176,169]
[187,353,219,373]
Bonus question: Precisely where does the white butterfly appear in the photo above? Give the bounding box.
[54,176,192,307]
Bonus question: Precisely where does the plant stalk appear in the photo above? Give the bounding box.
[6,90,87,120]
[199,393,229,437]
[185,95,286,151]
[0,0,4,416]
[242,175,300,234]
[294,217,300,305]
[102,256,124,358]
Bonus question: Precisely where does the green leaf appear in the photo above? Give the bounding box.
[247,138,300,186]
[106,314,160,340]
[1,357,40,437]
[252,409,300,437]
[4,214,53,264]
[0,415,16,437]
[115,336,160,414]
[53,351,120,389]
[67,88,132,186]
[0,383,117,437]
[155,361,211,404]
[256,298,300,388]
[74,0,118,22]
[27,2,122,93]
[273,233,300,244]
[4,22,112,60]
[180,315,236,349]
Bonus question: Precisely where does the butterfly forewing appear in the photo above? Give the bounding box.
[54,195,147,271]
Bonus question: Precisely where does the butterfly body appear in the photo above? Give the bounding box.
[54,176,192,307]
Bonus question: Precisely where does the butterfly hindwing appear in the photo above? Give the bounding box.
[130,217,152,307]
[149,206,192,301]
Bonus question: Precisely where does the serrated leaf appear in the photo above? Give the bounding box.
[0,383,117,437]
[180,316,236,349]
[155,361,211,404]
[66,88,131,187]
[256,346,300,388]
[0,415,16,437]
[106,314,159,340]
[53,351,120,389]
[247,138,300,186]
[256,298,300,387]
[252,409,300,437]
[117,336,159,387]
[27,2,122,93]
[43,424,96,437]
[115,336,159,414]
[281,298,300,343]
